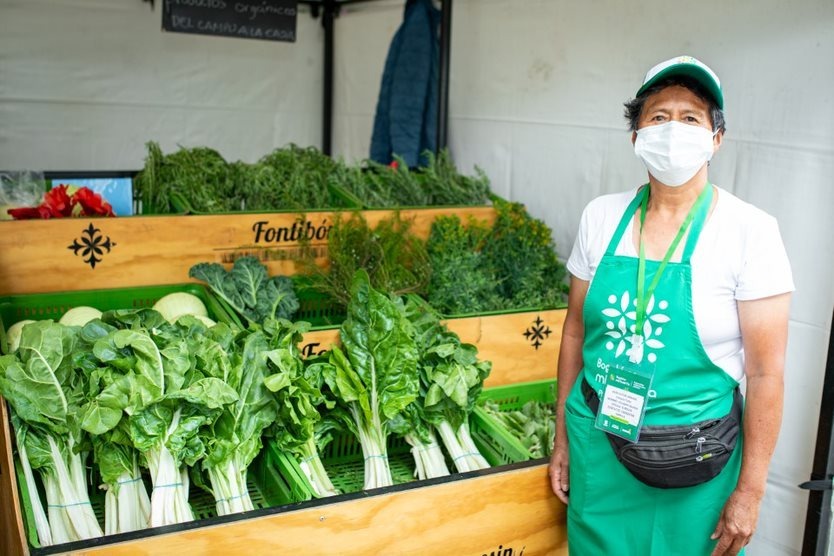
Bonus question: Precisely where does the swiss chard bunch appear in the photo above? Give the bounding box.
[400,298,492,473]
[79,310,238,528]
[193,322,280,516]
[0,322,103,546]
[310,270,420,490]
[189,256,299,326]
[262,319,339,498]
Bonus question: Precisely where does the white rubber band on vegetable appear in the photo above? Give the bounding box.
[154,482,184,488]
[47,501,93,508]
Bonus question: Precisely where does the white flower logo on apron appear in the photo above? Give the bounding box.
[601,291,670,364]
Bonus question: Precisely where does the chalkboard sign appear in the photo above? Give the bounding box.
[162,0,298,42]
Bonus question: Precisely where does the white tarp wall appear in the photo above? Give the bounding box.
[0,0,324,168]
[1,0,833,554]
[333,2,834,554]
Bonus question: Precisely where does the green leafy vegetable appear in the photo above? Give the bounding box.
[189,256,299,325]
[337,149,492,207]
[0,321,103,545]
[262,319,339,498]
[427,199,569,315]
[297,211,431,308]
[480,399,556,459]
[134,142,352,214]
[315,270,420,489]
[403,298,492,473]
[192,323,280,515]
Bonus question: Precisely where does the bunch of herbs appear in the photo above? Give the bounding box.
[426,199,568,315]
[335,149,491,208]
[297,211,430,308]
[134,142,352,214]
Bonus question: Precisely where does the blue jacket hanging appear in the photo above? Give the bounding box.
[369,0,440,167]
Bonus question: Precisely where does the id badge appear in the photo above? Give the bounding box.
[594,361,654,443]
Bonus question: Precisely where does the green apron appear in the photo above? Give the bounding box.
[565,185,743,555]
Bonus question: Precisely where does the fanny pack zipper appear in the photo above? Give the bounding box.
[619,439,730,469]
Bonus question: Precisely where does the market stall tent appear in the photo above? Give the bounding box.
[1,1,833,554]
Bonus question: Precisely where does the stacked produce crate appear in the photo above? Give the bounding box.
[0,145,567,556]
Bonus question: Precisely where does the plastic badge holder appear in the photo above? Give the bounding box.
[471,378,558,462]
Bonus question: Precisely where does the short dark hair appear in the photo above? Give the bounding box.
[623,75,726,133]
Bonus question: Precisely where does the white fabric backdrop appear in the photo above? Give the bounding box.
[333,2,834,554]
[0,0,324,169]
[1,0,833,553]
[335,2,834,554]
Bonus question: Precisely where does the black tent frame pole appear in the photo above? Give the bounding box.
[803,309,834,555]
[321,0,336,156]
[303,0,453,157]
[436,0,452,153]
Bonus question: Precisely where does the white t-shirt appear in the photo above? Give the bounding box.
[567,185,794,381]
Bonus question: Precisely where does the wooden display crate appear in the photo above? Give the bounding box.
[0,202,570,555]
[0,207,496,296]
[0,395,565,556]
[301,309,565,388]
[0,309,566,556]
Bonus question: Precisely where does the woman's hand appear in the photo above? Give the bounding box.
[709,487,763,555]
[548,275,589,505]
[709,292,790,555]
[548,433,570,503]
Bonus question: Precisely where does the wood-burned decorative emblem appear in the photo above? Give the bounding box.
[67,222,116,269]
[523,315,551,350]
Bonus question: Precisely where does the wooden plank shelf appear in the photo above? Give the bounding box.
[302,309,565,388]
[0,206,496,296]
[0,206,570,555]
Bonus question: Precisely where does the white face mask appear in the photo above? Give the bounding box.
[633,121,716,187]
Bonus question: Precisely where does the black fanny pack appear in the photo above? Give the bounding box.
[581,379,743,489]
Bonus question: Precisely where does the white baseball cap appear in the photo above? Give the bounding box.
[636,55,723,109]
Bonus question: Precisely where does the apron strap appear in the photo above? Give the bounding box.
[604,185,648,257]
[680,184,714,264]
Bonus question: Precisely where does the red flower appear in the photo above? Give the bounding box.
[7,206,44,219]
[9,185,115,220]
[72,186,115,217]
[43,185,74,217]
[389,160,400,170]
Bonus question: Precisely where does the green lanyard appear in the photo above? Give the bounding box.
[635,184,713,335]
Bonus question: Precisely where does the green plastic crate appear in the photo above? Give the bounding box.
[272,409,525,499]
[13,448,303,550]
[471,379,557,463]
[0,283,232,355]
[266,432,416,498]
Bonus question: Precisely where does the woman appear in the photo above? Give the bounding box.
[548,55,794,555]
